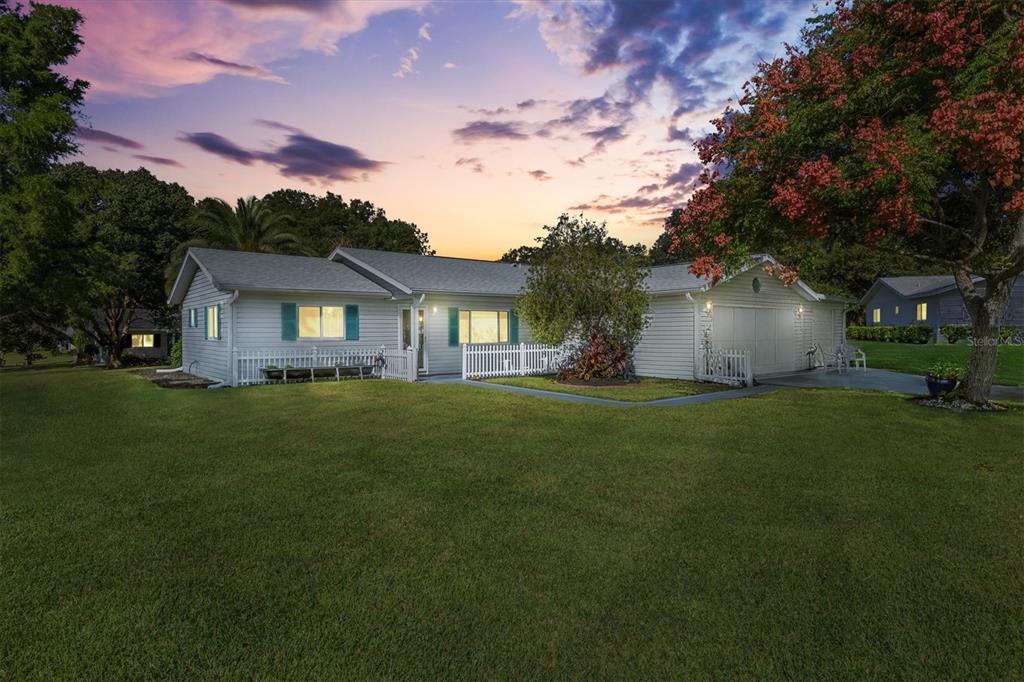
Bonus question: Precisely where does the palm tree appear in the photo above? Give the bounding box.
[165,196,305,290]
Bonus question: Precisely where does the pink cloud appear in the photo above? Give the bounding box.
[62,0,424,97]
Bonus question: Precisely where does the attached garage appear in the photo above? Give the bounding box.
[712,306,798,375]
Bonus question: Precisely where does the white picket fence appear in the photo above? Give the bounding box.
[233,344,415,386]
[698,347,754,387]
[462,343,566,379]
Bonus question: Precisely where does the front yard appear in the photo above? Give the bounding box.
[856,340,1024,386]
[2,364,1022,678]
[484,375,729,401]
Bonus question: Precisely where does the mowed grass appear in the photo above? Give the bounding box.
[484,375,729,401]
[2,366,1022,679]
[857,340,1024,386]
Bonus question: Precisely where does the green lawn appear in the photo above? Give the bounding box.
[857,340,1024,386]
[2,366,1022,678]
[484,375,729,401]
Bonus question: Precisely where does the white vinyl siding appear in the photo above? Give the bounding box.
[181,270,232,382]
[633,295,696,379]
[232,292,395,347]
[422,294,532,374]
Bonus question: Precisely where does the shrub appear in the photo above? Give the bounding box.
[847,324,931,343]
[901,324,933,344]
[170,338,182,367]
[940,324,971,344]
[925,360,962,380]
[557,328,634,381]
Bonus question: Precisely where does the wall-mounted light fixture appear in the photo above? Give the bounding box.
[704,300,713,312]
[797,305,805,318]
[432,306,438,314]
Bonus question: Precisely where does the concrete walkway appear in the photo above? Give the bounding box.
[760,367,1024,401]
[423,374,775,407]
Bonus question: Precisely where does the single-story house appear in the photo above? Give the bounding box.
[95,309,176,363]
[168,246,849,385]
[860,275,1024,338]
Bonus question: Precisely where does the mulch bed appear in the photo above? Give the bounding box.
[915,396,1007,411]
[555,377,641,388]
[139,370,219,389]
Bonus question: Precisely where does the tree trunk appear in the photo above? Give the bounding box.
[958,271,1013,404]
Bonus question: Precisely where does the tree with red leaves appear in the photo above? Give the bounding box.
[667,0,1023,403]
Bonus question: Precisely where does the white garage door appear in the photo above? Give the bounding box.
[712,306,796,375]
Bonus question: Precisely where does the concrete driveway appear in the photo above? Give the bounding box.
[760,367,1024,401]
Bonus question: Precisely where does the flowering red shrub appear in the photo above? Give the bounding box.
[558,328,633,381]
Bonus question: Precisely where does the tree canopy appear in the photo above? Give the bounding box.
[518,214,650,379]
[667,0,1023,402]
[260,189,432,256]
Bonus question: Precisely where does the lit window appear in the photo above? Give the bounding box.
[299,306,344,338]
[206,305,220,339]
[131,334,154,348]
[894,305,900,315]
[459,310,508,344]
[916,302,927,321]
[872,308,881,324]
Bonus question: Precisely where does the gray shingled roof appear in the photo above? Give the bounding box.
[190,248,390,296]
[879,276,959,298]
[335,247,530,295]
[645,262,708,293]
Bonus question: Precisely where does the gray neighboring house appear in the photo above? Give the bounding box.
[168,247,848,385]
[94,309,175,363]
[860,276,1024,339]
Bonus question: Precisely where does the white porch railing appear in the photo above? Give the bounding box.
[698,347,754,387]
[233,344,415,386]
[462,343,565,379]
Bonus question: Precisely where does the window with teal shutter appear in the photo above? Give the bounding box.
[509,309,519,344]
[281,303,298,341]
[345,305,359,340]
[448,308,459,346]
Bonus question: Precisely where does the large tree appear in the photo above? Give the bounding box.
[260,189,433,256]
[667,0,1023,403]
[518,214,650,380]
[0,0,88,356]
[57,164,195,367]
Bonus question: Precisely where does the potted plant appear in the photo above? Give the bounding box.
[924,361,960,397]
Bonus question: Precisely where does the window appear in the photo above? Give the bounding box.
[188,309,197,327]
[206,305,220,339]
[894,305,900,316]
[459,310,508,344]
[872,308,881,324]
[916,302,928,321]
[299,306,344,339]
[131,334,154,348]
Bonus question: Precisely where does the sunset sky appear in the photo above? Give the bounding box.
[64,0,814,259]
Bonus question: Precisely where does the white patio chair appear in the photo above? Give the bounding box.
[843,343,867,371]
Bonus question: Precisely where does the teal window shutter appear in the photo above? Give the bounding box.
[509,309,519,345]
[281,303,297,341]
[203,307,209,340]
[448,308,459,347]
[345,305,359,340]
[217,304,222,339]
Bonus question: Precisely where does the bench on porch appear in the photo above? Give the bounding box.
[261,364,376,383]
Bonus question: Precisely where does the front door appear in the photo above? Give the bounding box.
[401,308,426,372]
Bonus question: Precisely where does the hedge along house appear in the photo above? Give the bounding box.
[860,275,1024,340]
[168,247,847,386]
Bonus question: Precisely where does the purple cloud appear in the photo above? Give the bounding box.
[180,132,259,165]
[75,127,144,150]
[664,162,702,189]
[180,125,385,182]
[455,157,485,173]
[134,154,184,168]
[183,52,287,84]
[452,120,529,143]
[528,169,552,181]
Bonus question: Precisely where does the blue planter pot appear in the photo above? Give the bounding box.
[925,375,957,397]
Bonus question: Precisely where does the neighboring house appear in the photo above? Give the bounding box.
[860,276,1024,339]
[95,310,175,363]
[168,247,848,385]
